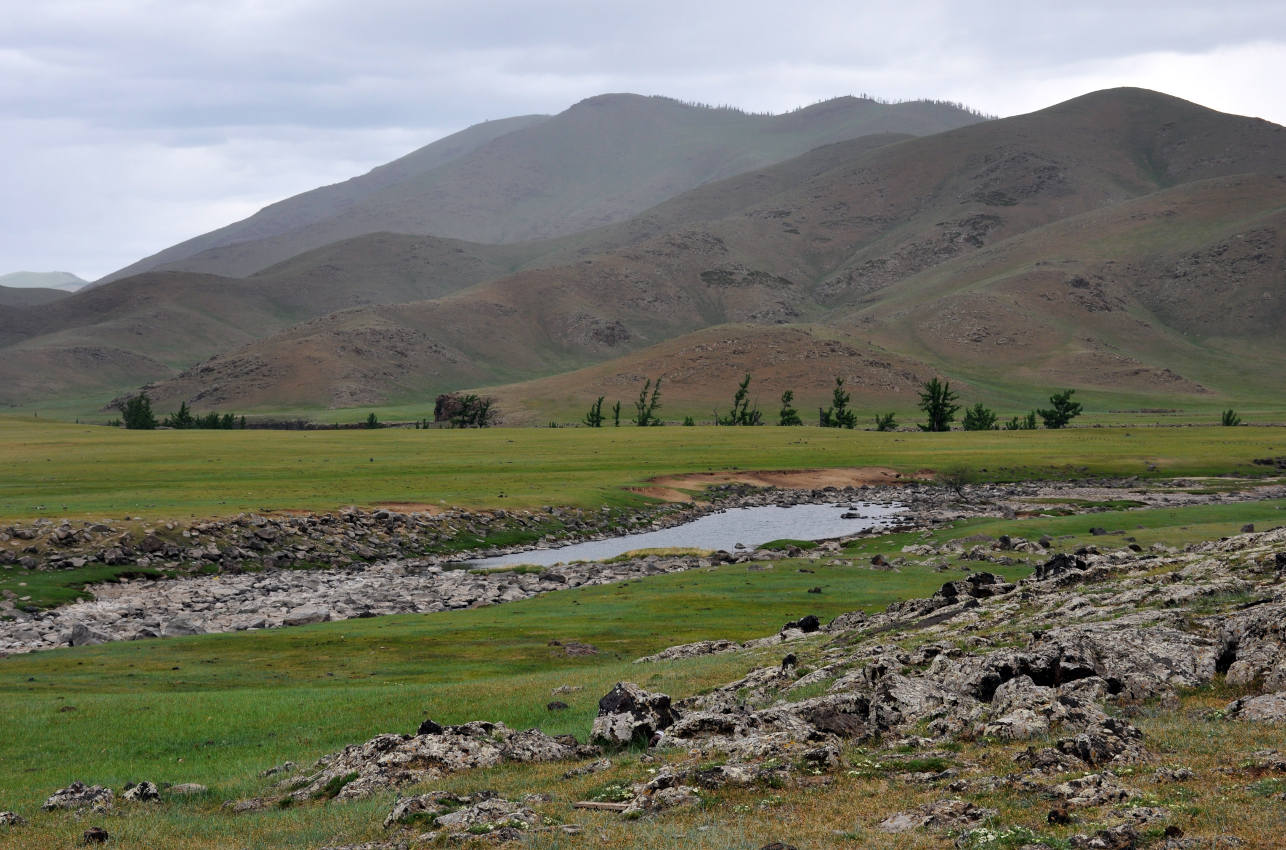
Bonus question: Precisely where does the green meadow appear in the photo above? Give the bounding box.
[2,412,1286,846]
[2,498,1284,847]
[2,416,1285,520]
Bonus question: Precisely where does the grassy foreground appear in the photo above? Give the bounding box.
[3,416,1285,520]
[3,499,1285,847]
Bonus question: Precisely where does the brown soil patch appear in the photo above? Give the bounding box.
[631,467,913,503]
[372,501,445,515]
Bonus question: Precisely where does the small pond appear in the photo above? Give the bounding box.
[468,501,904,568]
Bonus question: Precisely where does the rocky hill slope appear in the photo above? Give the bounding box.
[101,96,985,282]
[139,89,1286,413]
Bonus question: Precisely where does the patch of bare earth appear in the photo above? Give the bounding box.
[631,466,917,502]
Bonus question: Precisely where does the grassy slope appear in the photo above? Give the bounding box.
[3,417,1286,521]
[2,500,1284,847]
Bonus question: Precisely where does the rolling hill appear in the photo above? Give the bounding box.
[133,88,1286,417]
[5,87,1284,419]
[97,95,988,281]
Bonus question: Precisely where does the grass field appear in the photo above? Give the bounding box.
[2,499,1284,847]
[3,416,1285,521]
[3,415,1286,846]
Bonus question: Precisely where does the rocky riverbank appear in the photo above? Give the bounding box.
[267,523,1286,849]
[2,477,1282,656]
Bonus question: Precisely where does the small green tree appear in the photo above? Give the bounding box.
[917,378,960,432]
[778,390,802,426]
[1037,389,1083,429]
[873,412,897,432]
[819,377,857,428]
[1221,409,1242,426]
[611,401,621,427]
[365,412,381,429]
[718,373,762,425]
[118,393,157,430]
[165,401,195,429]
[962,403,997,431]
[682,416,695,426]
[633,378,663,426]
[1003,411,1039,430]
[583,396,605,427]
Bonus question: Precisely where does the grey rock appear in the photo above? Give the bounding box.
[1223,691,1286,723]
[282,606,330,627]
[591,682,678,747]
[42,781,114,812]
[122,781,160,802]
[878,798,995,832]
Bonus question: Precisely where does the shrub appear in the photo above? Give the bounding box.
[1221,408,1242,426]
[118,393,157,430]
[165,401,195,429]
[873,412,897,431]
[1037,389,1082,429]
[961,403,997,431]
[434,393,497,428]
[1003,411,1038,430]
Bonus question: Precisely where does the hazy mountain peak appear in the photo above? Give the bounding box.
[0,271,86,291]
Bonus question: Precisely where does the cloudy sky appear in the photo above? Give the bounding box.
[3,0,1285,283]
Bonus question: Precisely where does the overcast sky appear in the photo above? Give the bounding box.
[3,0,1285,283]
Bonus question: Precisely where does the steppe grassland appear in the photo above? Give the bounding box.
[4,498,1286,847]
[2,416,1285,520]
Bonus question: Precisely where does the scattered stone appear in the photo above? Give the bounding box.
[783,614,820,633]
[561,641,598,656]
[0,811,27,827]
[279,721,577,801]
[1223,692,1286,723]
[562,759,611,779]
[591,682,678,748]
[80,826,110,845]
[43,782,113,812]
[878,798,996,833]
[122,780,161,802]
[167,783,208,795]
[258,761,296,777]
[546,701,569,712]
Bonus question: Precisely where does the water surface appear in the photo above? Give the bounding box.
[469,501,903,568]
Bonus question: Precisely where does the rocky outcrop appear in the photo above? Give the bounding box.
[41,782,113,812]
[1224,691,1286,723]
[270,721,588,802]
[0,552,727,654]
[590,682,679,747]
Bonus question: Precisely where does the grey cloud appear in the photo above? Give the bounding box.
[1,0,1284,278]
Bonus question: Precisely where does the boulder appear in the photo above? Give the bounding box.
[590,682,678,747]
[162,615,203,638]
[877,798,996,833]
[283,606,330,627]
[81,826,110,844]
[42,781,114,812]
[0,811,27,826]
[1224,691,1286,723]
[285,721,576,801]
[122,781,161,803]
[68,622,110,647]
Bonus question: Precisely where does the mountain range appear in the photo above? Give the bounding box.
[2,88,1282,420]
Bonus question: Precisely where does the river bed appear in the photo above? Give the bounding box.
[468,501,904,568]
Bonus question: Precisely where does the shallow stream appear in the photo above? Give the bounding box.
[468,501,904,568]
